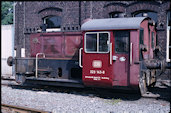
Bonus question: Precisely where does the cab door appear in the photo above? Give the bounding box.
[112,31,130,86]
[81,31,113,87]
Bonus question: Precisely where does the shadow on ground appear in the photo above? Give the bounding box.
[8,80,170,102]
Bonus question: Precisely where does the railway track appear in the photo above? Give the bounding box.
[1,76,170,100]
[1,77,18,86]
[1,103,51,113]
[2,79,170,113]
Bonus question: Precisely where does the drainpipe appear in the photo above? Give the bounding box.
[23,1,26,49]
[79,1,81,27]
[12,2,17,76]
[90,1,92,19]
[84,1,86,19]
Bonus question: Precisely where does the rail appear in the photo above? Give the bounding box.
[110,43,112,65]
[130,43,133,65]
[79,48,83,68]
[36,53,45,78]
[1,103,51,113]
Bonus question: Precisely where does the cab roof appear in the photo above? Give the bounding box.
[81,17,149,31]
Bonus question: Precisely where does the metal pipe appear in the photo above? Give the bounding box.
[12,2,16,76]
[79,1,81,26]
[90,1,92,19]
[79,48,83,68]
[35,53,45,78]
[110,43,112,65]
[23,1,26,49]
[145,60,171,69]
[130,43,133,65]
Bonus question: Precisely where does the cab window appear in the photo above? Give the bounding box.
[85,32,110,53]
[151,32,155,49]
[114,31,129,53]
[140,29,144,44]
[99,33,109,52]
[85,33,97,52]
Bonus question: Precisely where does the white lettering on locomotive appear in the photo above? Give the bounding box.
[90,70,96,74]
[101,77,109,80]
[90,70,105,74]
[93,76,101,80]
[85,76,94,78]
[85,76,109,81]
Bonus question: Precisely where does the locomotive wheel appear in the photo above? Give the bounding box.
[15,74,26,85]
[139,72,147,96]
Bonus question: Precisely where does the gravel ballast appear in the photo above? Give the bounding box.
[1,84,170,113]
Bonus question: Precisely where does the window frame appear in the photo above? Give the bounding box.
[114,30,130,54]
[84,31,110,53]
[166,10,171,62]
[132,10,158,23]
[151,32,155,49]
[43,16,62,32]
[139,28,144,61]
[139,28,144,45]
[109,12,123,18]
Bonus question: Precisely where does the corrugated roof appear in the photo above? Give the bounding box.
[81,17,148,31]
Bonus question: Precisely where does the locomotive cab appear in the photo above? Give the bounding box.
[81,30,130,88]
[81,17,158,94]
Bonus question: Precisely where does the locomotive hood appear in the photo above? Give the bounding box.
[81,17,149,31]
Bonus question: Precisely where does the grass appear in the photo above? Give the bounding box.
[105,98,122,105]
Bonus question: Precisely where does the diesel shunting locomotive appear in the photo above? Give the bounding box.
[7,17,171,96]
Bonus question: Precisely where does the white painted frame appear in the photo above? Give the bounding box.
[166,11,170,62]
[43,16,61,32]
[166,28,170,62]
[84,31,110,53]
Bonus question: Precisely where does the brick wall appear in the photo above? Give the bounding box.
[15,1,170,62]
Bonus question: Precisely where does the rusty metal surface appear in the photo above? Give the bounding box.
[30,32,82,59]
[144,60,171,69]
[16,59,34,74]
[1,103,51,113]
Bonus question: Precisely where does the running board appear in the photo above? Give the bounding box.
[25,77,84,88]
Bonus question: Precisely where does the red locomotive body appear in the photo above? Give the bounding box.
[7,17,170,96]
[81,17,156,90]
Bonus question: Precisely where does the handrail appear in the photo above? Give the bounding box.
[35,53,45,78]
[110,43,113,65]
[130,43,133,65]
[79,48,83,68]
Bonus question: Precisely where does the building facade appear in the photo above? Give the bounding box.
[14,1,170,78]
[1,25,14,76]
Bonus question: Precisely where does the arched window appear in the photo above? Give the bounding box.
[43,16,62,32]
[109,12,124,18]
[132,10,157,23]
